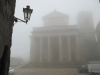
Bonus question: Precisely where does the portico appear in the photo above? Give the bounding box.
[30,26,81,63]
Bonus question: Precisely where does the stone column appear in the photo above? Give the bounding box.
[48,36,51,62]
[59,36,63,62]
[40,37,42,62]
[67,35,71,61]
[33,37,37,63]
[30,36,36,63]
[31,37,35,63]
[30,37,33,62]
[76,35,80,60]
[78,35,85,61]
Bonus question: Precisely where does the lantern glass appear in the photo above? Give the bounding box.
[23,5,33,20]
[25,12,27,18]
[23,9,28,20]
[28,13,31,20]
[28,9,32,20]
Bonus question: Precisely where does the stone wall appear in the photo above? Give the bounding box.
[0,0,16,75]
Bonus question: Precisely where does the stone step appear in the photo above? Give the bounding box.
[21,62,86,68]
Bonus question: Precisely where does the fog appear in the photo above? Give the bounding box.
[11,0,100,62]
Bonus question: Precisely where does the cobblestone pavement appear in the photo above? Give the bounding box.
[14,67,86,75]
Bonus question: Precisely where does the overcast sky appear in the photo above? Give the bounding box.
[11,0,100,61]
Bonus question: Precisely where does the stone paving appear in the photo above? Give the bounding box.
[14,67,86,75]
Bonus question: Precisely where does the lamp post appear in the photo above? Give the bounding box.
[14,5,33,24]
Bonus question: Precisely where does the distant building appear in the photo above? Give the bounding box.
[10,57,25,67]
[77,12,96,60]
[95,21,100,58]
[30,10,96,64]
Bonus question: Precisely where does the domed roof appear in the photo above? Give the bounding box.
[42,10,69,27]
[42,10,69,19]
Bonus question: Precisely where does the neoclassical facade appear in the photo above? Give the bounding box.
[30,11,96,64]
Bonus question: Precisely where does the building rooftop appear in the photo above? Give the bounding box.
[42,10,69,26]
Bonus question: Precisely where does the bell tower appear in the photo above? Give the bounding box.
[77,11,95,41]
[77,11,96,61]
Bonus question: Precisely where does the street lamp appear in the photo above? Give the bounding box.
[14,5,33,24]
[23,5,33,21]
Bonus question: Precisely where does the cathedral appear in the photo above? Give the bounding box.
[29,10,96,64]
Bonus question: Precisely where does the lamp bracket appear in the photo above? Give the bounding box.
[14,16,28,24]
